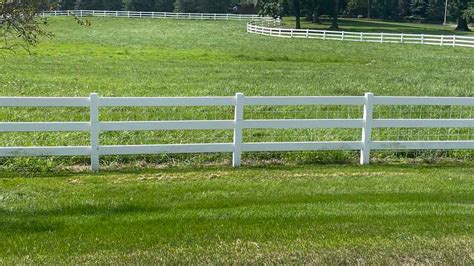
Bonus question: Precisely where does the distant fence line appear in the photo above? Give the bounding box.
[42,10,266,21]
[41,10,474,48]
[1,93,473,171]
[248,20,474,48]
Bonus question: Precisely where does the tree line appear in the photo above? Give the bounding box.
[51,0,472,30]
[53,0,259,14]
[259,0,472,31]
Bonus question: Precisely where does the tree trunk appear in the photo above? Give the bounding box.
[455,0,471,31]
[294,0,301,29]
[330,0,339,29]
[455,17,471,31]
[312,8,321,24]
[367,0,372,18]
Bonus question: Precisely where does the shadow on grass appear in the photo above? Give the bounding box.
[0,202,472,237]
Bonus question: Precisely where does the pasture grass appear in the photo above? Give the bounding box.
[0,18,472,263]
[1,164,473,263]
[1,17,473,97]
[0,17,473,168]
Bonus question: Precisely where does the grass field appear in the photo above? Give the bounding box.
[1,164,473,263]
[0,17,473,167]
[0,17,473,263]
[1,17,473,97]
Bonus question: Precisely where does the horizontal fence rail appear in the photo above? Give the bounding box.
[247,21,474,49]
[1,93,473,171]
[42,10,266,21]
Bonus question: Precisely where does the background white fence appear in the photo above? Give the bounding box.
[1,93,473,171]
[42,10,264,21]
[40,10,474,48]
[247,21,474,48]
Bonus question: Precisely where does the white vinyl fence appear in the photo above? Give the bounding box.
[1,93,473,171]
[247,21,474,48]
[42,10,264,21]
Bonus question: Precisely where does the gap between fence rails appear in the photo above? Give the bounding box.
[0,92,473,171]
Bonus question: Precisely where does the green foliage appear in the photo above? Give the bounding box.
[155,0,175,11]
[174,0,198,12]
[174,0,233,12]
[257,0,280,16]
[0,0,51,51]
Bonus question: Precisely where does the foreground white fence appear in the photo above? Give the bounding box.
[42,10,264,21]
[1,93,473,171]
[247,21,474,48]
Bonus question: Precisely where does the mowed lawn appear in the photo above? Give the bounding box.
[1,164,473,263]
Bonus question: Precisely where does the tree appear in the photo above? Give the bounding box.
[156,0,175,11]
[174,0,198,12]
[104,0,124,10]
[0,0,51,52]
[304,0,321,23]
[330,0,339,28]
[281,0,290,15]
[367,0,372,18]
[293,0,301,28]
[60,0,76,9]
[256,0,280,17]
[129,0,155,11]
[454,0,471,31]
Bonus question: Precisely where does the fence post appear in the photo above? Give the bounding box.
[90,93,100,171]
[323,30,326,40]
[400,33,404,43]
[341,31,345,40]
[440,35,444,46]
[233,93,245,167]
[80,10,83,17]
[381,32,384,43]
[306,29,309,38]
[360,32,363,41]
[360,92,374,165]
[453,35,456,47]
[421,33,424,44]
[291,29,294,38]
